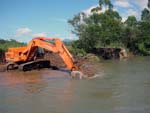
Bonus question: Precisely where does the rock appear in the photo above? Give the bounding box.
[119,48,128,59]
[71,71,87,79]
[84,53,100,62]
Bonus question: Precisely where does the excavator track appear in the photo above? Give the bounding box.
[6,62,19,70]
[19,59,50,71]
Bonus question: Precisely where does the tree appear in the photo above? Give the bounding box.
[125,16,137,27]
[99,0,113,10]
[97,10,122,46]
[68,0,150,55]
[91,0,113,13]
[0,38,25,51]
[122,16,144,54]
[137,21,150,55]
[68,8,122,52]
[91,6,101,13]
[134,0,150,55]
[141,8,150,21]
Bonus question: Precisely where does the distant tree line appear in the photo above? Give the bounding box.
[0,38,26,51]
[68,0,150,56]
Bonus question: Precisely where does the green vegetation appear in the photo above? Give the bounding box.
[0,39,26,51]
[64,40,87,57]
[68,0,150,56]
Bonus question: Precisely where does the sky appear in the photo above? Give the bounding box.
[0,0,148,42]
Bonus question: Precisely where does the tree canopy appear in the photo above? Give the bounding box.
[0,38,25,51]
[68,0,150,55]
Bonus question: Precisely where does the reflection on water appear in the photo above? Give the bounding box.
[0,57,150,113]
[0,70,70,94]
[0,71,45,94]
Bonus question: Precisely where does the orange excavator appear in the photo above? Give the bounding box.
[5,37,79,72]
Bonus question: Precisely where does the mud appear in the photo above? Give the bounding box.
[0,65,6,72]
[44,52,100,77]
[44,52,66,68]
[74,56,100,77]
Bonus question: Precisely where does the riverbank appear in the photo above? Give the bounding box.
[0,47,142,78]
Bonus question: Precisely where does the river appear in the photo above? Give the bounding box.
[0,56,150,113]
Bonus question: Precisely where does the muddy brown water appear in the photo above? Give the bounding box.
[0,56,150,113]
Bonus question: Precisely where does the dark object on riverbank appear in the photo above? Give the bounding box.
[0,49,6,72]
[92,48,127,59]
[0,49,6,64]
